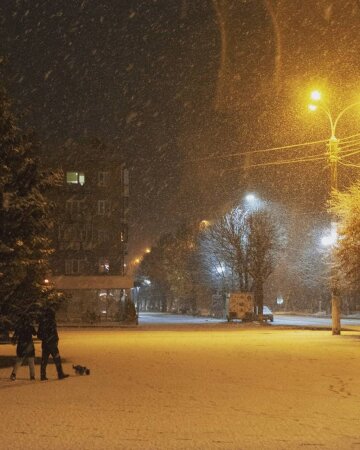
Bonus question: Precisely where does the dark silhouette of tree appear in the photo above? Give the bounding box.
[136,237,172,312]
[0,87,58,330]
[137,223,205,313]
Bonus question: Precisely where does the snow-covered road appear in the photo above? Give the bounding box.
[138,312,360,331]
[1,326,360,449]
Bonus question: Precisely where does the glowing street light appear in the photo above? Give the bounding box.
[215,263,226,275]
[320,223,338,247]
[245,193,256,203]
[244,193,263,211]
[310,90,321,101]
[199,220,211,231]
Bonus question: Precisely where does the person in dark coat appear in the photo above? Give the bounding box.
[37,305,69,380]
[10,317,37,381]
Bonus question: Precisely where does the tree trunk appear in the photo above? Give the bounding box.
[254,281,264,317]
[331,294,341,335]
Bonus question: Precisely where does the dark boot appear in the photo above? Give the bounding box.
[10,372,16,381]
[40,361,47,380]
[58,373,69,380]
[54,356,69,379]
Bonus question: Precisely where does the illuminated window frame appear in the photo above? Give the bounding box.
[66,171,85,186]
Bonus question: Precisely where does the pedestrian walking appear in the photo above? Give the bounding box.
[37,305,69,381]
[10,316,37,381]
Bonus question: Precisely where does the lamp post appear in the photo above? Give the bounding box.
[308,90,360,335]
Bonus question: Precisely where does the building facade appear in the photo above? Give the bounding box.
[43,139,133,322]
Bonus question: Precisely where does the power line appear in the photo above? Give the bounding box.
[339,132,360,142]
[339,161,360,169]
[339,138,360,147]
[338,139,360,150]
[190,132,360,164]
[227,155,326,171]
[190,138,328,162]
[189,132,360,175]
[341,148,360,158]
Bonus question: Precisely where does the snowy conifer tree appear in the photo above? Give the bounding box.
[331,182,360,290]
[0,87,58,330]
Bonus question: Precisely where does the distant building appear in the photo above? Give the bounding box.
[42,139,133,322]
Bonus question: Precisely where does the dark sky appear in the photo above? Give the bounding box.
[1,0,360,262]
[0,0,222,258]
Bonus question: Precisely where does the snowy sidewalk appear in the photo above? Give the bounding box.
[1,326,360,449]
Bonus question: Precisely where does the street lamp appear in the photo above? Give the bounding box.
[199,220,211,230]
[245,193,256,203]
[320,223,338,248]
[244,193,263,210]
[308,90,360,335]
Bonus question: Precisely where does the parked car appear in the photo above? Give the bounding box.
[262,306,274,322]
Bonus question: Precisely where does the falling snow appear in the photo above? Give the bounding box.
[0,0,359,286]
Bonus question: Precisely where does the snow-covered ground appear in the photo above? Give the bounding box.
[1,325,360,449]
[137,312,360,330]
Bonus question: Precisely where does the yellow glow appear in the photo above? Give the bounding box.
[145,248,151,254]
[308,104,318,111]
[200,220,210,229]
[310,90,321,101]
[134,258,140,264]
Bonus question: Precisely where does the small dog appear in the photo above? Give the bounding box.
[72,364,90,376]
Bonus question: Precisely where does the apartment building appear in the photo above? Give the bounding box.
[43,140,133,321]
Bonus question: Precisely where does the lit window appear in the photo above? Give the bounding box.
[66,172,85,186]
[99,257,110,274]
[120,225,128,243]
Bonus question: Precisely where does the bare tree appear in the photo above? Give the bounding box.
[204,205,284,315]
[245,210,284,315]
[204,206,250,291]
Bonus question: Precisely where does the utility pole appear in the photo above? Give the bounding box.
[308,91,360,335]
[328,136,341,335]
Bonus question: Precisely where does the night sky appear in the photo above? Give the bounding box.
[1,0,360,261]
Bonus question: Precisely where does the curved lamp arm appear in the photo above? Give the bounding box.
[333,102,360,135]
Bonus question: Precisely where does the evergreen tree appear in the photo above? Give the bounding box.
[331,182,360,290]
[0,87,58,330]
